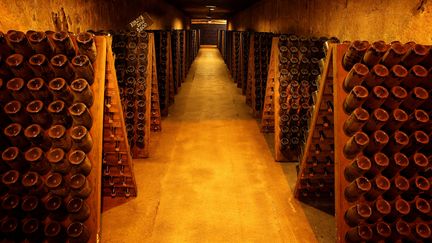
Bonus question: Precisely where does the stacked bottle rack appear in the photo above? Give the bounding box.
[250,32,273,117]
[112,30,154,157]
[295,41,432,242]
[154,31,172,116]
[272,34,332,161]
[0,30,107,242]
[260,37,279,133]
[241,32,250,95]
[102,36,140,198]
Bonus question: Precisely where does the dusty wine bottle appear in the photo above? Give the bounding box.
[343,132,370,159]
[401,44,430,68]
[380,42,407,68]
[343,63,369,92]
[382,64,408,88]
[24,147,50,175]
[343,107,369,136]
[363,86,389,110]
[68,103,93,130]
[364,175,391,201]
[344,176,371,202]
[76,32,97,63]
[51,31,76,58]
[400,87,429,112]
[363,108,389,133]
[26,100,52,128]
[27,78,53,102]
[362,40,389,68]
[72,55,94,85]
[345,225,373,242]
[6,30,34,57]
[50,54,75,82]
[342,40,370,71]
[344,155,371,182]
[381,153,409,179]
[363,64,389,89]
[343,85,369,114]
[29,54,55,81]
[4,100,32,126]
[48,100,72,128]
[344,203,372,227]
[368,198,391,223]
[403,65,428,90]
[7,77,33,103]
[27,31,54,57]
[364,152,389,179]
[364,130,389,156]
[4,123,30,148]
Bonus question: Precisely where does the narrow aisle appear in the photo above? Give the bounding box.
[102,46,317,243]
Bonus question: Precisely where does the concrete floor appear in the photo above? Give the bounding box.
[101,46,335,243]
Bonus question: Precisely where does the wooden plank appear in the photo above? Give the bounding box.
[333,44,353,243]
[260,37,279,133]
[87,36,107,243]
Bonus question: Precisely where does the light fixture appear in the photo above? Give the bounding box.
[208,20,212,23]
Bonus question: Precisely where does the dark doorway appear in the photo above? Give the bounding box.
[191,19,227,45]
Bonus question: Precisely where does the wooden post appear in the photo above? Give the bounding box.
[261,37,279,133]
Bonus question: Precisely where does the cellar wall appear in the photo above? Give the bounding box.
[229,0,432,44]
[0,0,186,32]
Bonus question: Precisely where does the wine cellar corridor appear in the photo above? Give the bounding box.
[101,45,331,242]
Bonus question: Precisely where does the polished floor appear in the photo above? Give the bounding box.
[101,46,335,242]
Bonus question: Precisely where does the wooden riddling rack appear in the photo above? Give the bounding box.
[217,30,227,61]
[153,30,172,117]
[171,30,185,95]
[231,31,251,94]
[0,30,105,242]
[102,36,140,198]
[112,30,154,157]
[249,32,273,117]
[260,37,279,133]
[185,30,199,72]
[271,34,330,162]
[219,30,272,117]
[241,32,251,95]
[295,41,432,242]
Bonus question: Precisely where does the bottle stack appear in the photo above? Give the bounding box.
[0,30,100,242]
[275,34,333,161]
[112,30,152,156]
[292,40,337,203]
[154,31,171,116]
[250,32,273,117]
[102,37,139,198]
[241,32,250,95]
[332,41,432,242]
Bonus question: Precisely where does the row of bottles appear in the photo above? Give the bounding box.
[251,32,273,114]
[112,30,150,152]
[0,30,97,242]
[154,31,170,116]
[341,41,432,242]
[277,34,336,159]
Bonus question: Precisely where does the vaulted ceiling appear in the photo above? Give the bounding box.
[165,0,261,19]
